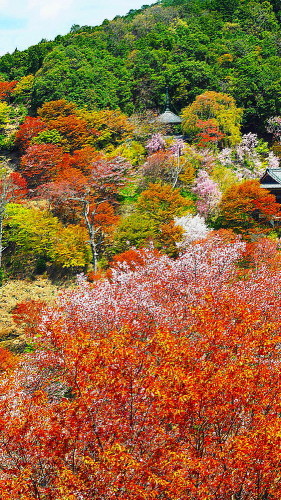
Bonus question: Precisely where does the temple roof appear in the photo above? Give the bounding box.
[260,168,281,185]
[260,184,281,189]
[157,108,182,124]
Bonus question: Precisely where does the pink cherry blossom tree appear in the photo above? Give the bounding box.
[146,133,166,154]
[192,169,221,218]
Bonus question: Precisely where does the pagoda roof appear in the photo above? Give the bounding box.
[157,108,182,124]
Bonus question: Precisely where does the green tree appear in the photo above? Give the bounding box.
[209,0,240,19]
[113,213,155,254]
[114,182,192,257]
[32,129,66,146]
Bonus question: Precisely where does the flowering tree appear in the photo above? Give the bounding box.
[174,213,211,247]
[169,138,186,186]
[146,133,166,154]
[266,151,280,169]
[169,138,185,157]
[218,134,279,180]
[235,132,264,179]
[142,151,183,188]
[192,169,221,218]
[266,116,281,142]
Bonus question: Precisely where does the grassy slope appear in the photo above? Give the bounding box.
[0,278,58,351]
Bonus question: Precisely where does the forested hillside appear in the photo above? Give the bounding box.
[0,1,281,497]
[0,0,280,133]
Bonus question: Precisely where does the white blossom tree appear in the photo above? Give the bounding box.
[174,214,211,248]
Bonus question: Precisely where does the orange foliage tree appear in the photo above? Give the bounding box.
[137,182,192,224]
[37,98,78,121]
[38,157,130,270]
[70,146,103,174]
[218,179,281,234]
[47,114,95,151]
[196,118,226,148]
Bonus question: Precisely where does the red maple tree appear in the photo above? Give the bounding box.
[19,144,68,189]
[15,116,47,151]
[0,80,18,101]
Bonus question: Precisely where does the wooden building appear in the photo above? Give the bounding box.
[260,168,281,204]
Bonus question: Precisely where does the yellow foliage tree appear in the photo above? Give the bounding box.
[137,182,193,224]
[12,75,35,101]
[211,163,238,192]
[5,204,91,270]
[0,102,11,125]
[79,109,134,149]
[181,91,242,147]
[50,224,91,267]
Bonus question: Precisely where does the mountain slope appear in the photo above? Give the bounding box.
[0,0,280,134]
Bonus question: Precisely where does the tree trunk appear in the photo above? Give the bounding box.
[82,200,99,273]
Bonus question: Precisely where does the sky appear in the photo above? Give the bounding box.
[0,0,151,55]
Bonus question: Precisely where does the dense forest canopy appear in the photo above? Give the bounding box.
[0,0,279,134]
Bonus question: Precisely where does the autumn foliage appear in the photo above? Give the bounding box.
[0,80,18,101]
[181,90,242,147]
[15,116,47,151]
[37,98,78,121]
[0,9,281,497]
[218,179,281,234]
[2,88,281,500]
[137,182,192,223]
[196,118,226,148]
[46,114,94,151]
[0,236,276,497]
[19,144,66,188]
[70,146,103,174]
